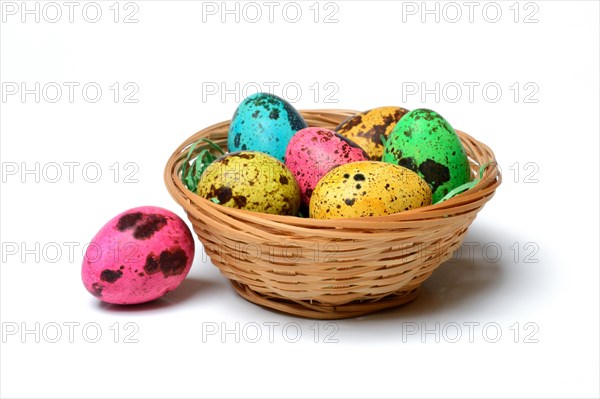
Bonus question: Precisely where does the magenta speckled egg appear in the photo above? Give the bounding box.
[285,127,369,207]
[82,206,195,305]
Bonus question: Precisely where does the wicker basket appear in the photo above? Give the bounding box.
[164,110,501,319]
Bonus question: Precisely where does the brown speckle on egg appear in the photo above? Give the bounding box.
[116,212,143,231]
[418,159,450,192]
[233,195,247,207]
[158,248,188,277]
[133,214,167,240]
[100,269,123,283]
[90,282,104,297]
[399,157,418,172]
[144,254,159,275]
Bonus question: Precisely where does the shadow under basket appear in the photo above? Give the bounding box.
[164,109,501,319]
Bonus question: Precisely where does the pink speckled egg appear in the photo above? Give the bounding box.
[82,206,195,304]
[285,127,369,207]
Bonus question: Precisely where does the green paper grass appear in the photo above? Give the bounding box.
[181,138,225,193]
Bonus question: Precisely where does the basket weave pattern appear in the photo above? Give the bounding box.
[164,110,501,319]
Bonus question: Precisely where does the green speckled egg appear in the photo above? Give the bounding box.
[309,161,432,219]
[197,151,301,216]
[382,109,471,202]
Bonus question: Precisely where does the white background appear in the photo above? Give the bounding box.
[1,1,599,398]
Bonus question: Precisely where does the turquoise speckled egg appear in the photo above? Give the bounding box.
[227,92,308,162]
[382,108,471,203]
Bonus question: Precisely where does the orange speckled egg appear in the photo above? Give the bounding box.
[309,161,432,219]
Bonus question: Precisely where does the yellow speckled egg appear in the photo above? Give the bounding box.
[197,151,301,216]
[335,106,409,160]
[309,161,432,219]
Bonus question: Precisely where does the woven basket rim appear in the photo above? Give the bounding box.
[164,109,501,228]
